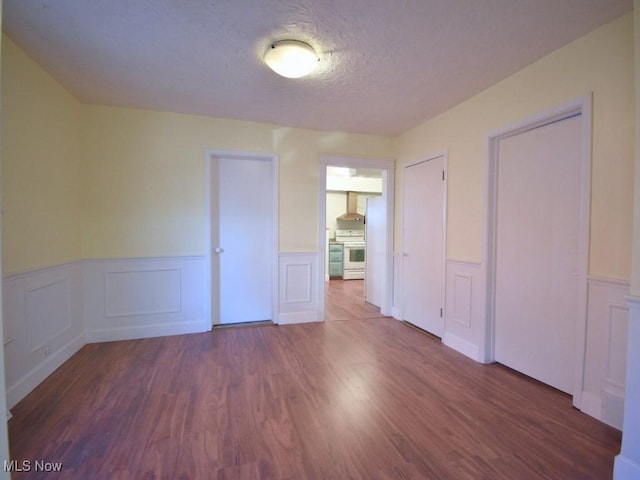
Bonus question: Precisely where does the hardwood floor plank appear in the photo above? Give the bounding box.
[8,288,621,479]
[324,279,384,321]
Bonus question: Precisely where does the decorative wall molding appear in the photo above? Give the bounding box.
[105,268,182,318]
[6,334,85,409]
[3,261,84,409]
[278,252,320,324]
[26,277,72,353]
[614,294,640,479]
[583,275,631,429]
[444,259,483,361]
[82,256,208,342]
[450,273,472,328]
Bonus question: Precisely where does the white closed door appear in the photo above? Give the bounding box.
[494,115,581,394]
[365,195,385,307]
[402,156,445,337]
[211,155,273,325]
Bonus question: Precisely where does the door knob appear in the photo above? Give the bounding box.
[214,247,224,254]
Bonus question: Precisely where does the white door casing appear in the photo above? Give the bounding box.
[205,150,279,326]
[483,94,592,407]
[402,154,447,337]
[318,155,395,318]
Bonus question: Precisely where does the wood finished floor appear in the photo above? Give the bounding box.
[324,279,383,322]
[9,280,621,479]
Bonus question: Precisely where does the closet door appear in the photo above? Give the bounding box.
[402,156,445,337]
[494,115,581,394]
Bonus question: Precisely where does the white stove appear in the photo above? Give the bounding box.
[335,230,365,280]
[335,229,365,245]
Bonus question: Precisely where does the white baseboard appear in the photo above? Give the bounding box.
[614,455,640,480]
[85,320,209,343]
[442,332,480,362]
[602,386,625,430]
[580,391,603,421]
[278,311,320,325]
[391,306,403,320]
[6,333,85,409]
[583,276,631,429]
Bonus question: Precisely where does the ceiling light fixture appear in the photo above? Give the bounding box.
[264,40,319,79]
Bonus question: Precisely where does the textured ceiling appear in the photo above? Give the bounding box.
[3,0,632,136]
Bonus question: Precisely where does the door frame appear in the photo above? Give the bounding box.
[482,94,592,408]
[318,155,395,317]
[401,152,448,335]
[204,149,279,327]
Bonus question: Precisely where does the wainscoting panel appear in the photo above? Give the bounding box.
[278,252,319,324]
[582,276,630,430]
[26,277,72,353]
[83,256,208,342]
[451,273,472,328]
[3,262,84,409]
[613,295,640,479]
[443,259,483,361]
[105,268,182,318]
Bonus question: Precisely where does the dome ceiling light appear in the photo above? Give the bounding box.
[264,40,319,79]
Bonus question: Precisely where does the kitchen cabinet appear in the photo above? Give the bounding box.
[328,243,343,278]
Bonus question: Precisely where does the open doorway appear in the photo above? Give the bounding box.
[318,156,394,321]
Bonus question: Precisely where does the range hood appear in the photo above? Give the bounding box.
[337,191,364,222]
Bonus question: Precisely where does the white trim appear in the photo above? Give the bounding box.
[204,149,279,327]
[318,155,395,319]
[392,252,404,320]
[3,259,79,280]
[442,332,480,361]
[277,311,320,325]
[614,294,640,478]
[400,151,448,334]
[446,258,481,267]
[104,268,182,318]
[85,320,205,343]
[82,255,205,264]
[580,391,603,421]
[6,333,85,409]
[588,275,632,288]
[627,294,640,309]
[82,255,209,341]
[614,456,640,480]
[482,93,592,410]
[444,258,484,361]
[277,252,320,324]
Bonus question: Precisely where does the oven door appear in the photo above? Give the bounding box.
[343,244,366,270]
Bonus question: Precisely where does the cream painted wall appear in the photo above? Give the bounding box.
[0,4,15,475]
[1,35,82,275]
[397,14,635,281]
[2,34,395,269]
[4,12,632,279]
[80,105,274,258]
[273,127,394,251]
[81,108,394,258]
